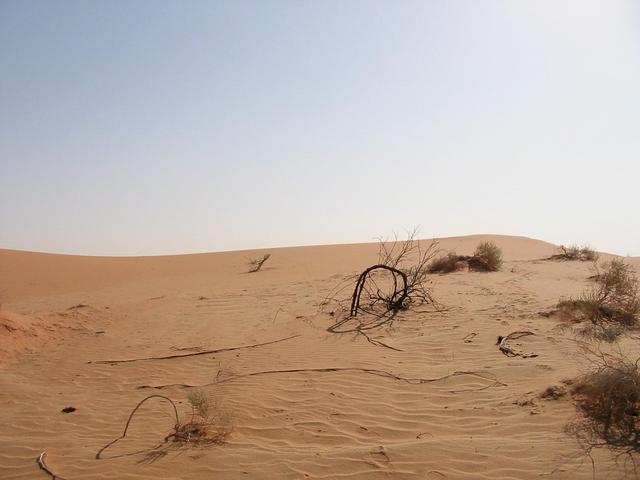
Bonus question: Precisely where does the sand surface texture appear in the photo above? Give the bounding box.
[1,235,639,479]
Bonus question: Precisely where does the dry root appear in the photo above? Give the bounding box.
[497,331,537,358]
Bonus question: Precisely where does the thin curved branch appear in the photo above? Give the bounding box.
[96,395,180,459]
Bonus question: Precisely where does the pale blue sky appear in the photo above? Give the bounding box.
[1,1,639,256]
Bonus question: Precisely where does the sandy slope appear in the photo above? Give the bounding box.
[1,235,639,479]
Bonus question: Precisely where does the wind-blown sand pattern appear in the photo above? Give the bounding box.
[1,235,639,479]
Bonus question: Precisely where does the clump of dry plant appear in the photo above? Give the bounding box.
[550,244,599,262]
[472,241,503,271]
[427,252,466,274]
[556,259,640,341]
[569,352,640,457]
[427,241,503,273]
[247,253,271,273]
[97,392,231,459]
[167,390,230,444]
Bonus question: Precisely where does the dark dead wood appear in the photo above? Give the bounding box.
[137,368,505,393]
[37,451,66,480]
[497,331,537,357]
[358,330,403,351]
[350,264,408,317]
[96,395,180,460]
[90,334,300,364]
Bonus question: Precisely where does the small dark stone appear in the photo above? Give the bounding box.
[61,406,76,413]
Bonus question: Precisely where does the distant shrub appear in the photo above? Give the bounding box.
[247,254,271,273]
[428,252,465,274]
[471,241,503,272]
[427,241,503,274]
[550,245,598,262]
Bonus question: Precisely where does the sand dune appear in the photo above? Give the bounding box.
[1,235,638,479]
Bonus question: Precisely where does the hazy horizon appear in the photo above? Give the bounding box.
[1,1,638,256]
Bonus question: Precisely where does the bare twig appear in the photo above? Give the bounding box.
[96,395,180,459]
[359,330,403,351]
[90,335,300,364]
[137,367,506,393]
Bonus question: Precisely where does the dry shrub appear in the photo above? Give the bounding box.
[429,241,503,273]
[340,228,438,318]
[556,259,640,340]
[472,241,503,271]
[550,244,599,262]
[170,390,232,445]
[540,384,567,400]
[427,252,466,274]
[374,229,439,310]
[247,254,271,273]
[569,355,640,454]
[325,229,439,337]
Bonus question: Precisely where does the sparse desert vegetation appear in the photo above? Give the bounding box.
[326,229,439,322]
[427,252,466,273]
[554,258,640,340]
[427,240,503,273]
[549,245,599,262]
[97,392,231,460]
[3,236,639,479]
[168,390,231,444]
[569,352,640,458]
[247,253,271,273]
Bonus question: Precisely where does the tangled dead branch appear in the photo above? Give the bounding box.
[324,230,439,346]
[350,264,408,316]
[137,367,506,393]
[568,349,640,475]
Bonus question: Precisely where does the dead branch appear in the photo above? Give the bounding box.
[90,335,300,364]
[358,330,403,351]
[497,331,537,357]
[350,264,408,316]
[137,367,506,393]
[96,395,180,459]
[324,230,439,348]
[37,451,66,480]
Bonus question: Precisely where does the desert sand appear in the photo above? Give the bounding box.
[1,234,639,479]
